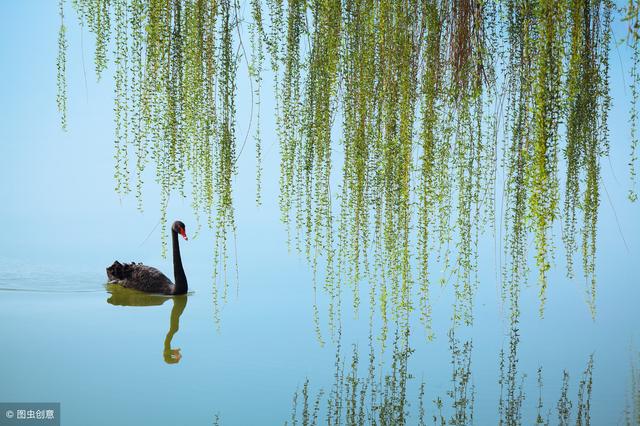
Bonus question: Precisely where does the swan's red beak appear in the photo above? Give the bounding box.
[179,228,188,240]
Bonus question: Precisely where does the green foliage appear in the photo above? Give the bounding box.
[624,0,640,40]
[56,0,625,334]
[529,0,565,313]
[250,0,265,207]
[74,0,112,80]
[503,0,611,319]
[503,0,536,321]
[563,0,611,318]
[627,1,640,201]
[270,0,496,340]
[264,0,612,338]
[114,0,130,197]
[56,0,68,131]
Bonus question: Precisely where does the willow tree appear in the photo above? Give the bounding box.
[57,0,621,338]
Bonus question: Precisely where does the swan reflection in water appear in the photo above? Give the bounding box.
[106,284,188,364]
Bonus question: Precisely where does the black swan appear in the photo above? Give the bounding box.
[106,220,188,295]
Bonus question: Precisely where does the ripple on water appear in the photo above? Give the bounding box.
[0,257,105,293]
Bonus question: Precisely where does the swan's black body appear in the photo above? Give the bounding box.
[106,221,188,295]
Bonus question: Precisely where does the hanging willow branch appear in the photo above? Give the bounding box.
[529,0,565,314]
[563,0,612,317]
[626,0,640,202]
[57,0,68,131]
[56,0,621,336]
[503,0,611,320]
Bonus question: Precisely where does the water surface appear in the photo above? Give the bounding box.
[1,254,638,425]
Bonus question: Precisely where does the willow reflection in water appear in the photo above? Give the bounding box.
[105,284,188,364]
[626,349,640,426]
[497,326,594,426]
[286,324,597,425]
[285,325,471,426]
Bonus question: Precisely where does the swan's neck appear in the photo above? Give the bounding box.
[171,230,188,295]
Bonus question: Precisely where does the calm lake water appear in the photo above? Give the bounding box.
[0,249,638,425]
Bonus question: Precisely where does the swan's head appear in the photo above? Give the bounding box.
[172,221,188,241]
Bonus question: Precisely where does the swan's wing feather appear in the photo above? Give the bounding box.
[107,262,173,293]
